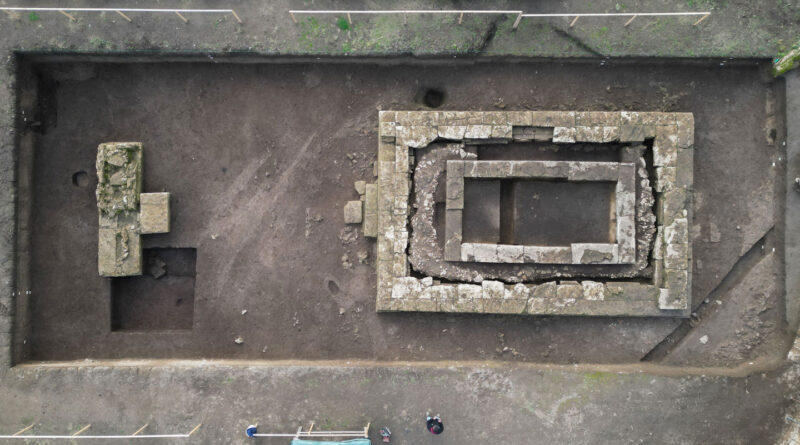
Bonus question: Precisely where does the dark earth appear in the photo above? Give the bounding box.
[18,58,786,366]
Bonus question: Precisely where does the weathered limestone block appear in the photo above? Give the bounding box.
[575,111,620,127]
[617,216,636,264]
[603,126,620,142]
[530,282,555,299]
[438,125,467,140]
[391,277,423,299]
[446,160,465,209]
[380,121,396,142]
[397,125,438,148]
[460,243,475,262]
[491,124,513,139]
[523,246,572,264]
[619,125,646,142]
[354,181,366,195]
[482,280,505,299]
[568,161,619,182]
[464,125,493,139]
[676,148,694,188]
[574,126,605,143]
[505,283,531,300]
[140,192,170,234]
[344,200,363,224]
[653,126,678,166]
[465,160,513,178]
[676,114,694,148]
[605,282,660,301]
[655,167,677,192]
[497,245,524,263]
[531,111,575,127]
[98,225,142,277]
[664,217,689,244]
[444,209,463,261]
[572,243,618,264]
[456,284,483,312]
[506,111,532,126]
[582,281,605,301]
[473,243,498,262]
[552,126,576,143]
[556,281,583,301]
[662,187,688,225]
[363,183,378,237]
[664,242,689,270]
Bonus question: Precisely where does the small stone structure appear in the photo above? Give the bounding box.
[96,142,170,277]
[444,160,636,265]
[352,111,694,317]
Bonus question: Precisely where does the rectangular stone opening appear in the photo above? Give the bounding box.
[511,180,616,246]
[461,178,616,246]
[110,248,196,331]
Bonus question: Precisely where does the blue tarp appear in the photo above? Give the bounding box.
[290,440,370,445]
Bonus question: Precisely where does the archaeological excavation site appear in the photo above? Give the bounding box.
[1,2,800,444]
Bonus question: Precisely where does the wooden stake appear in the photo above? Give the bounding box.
[12,424,34,436]
[59,10,77,22]
[175,11,188,23]
[624,15,637,26]
[364,422,370,437]
[73,424,91,436]
[188,423,202,436]
[569,15,580,27]
[512,12,522,29]
[693,13,709,26]
[458,12,463,24]
[346,12,352,24]
[231,9,243,24]
[115,10,132,22]
[131,423,149,436]
[308,422,314,434]
[289,11,297,24]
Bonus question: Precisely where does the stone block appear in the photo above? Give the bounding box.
[664,242,689,270]
[582,281,605,301]
[572,243,618,264]
[456,284,483,312]
[395,145,410,174]
[438,125,467,140]
[676,114,694,148]
[379,110,396,122]
[380,121,396,142]
[530,111,576,127]
[617,163,636,193]
[391,277,422,299]
[532,281,557,299]
[505,283,531,300]
[444,209,463,261]
[491,124,513,139]
[140,192,170,234]
[397,125,438,148]
[344,200,363,224]
[460,243,475,262]
[605,282,660,301]
[655,167,677,192]
[446,173,464,210]
[497,245,524,263]
[523,246,572,264]
[653,131,678,167]
[98,226,142,277]
[526,297,549,313]
[552,126,576,143]
[662,187,688,225]
[664,217,688,244]
[473,243,498,262]
[556,281,583,300]
[618,125,646,142]
[534,127,555,141]
[575,111,619,127]
[676,148,694,188]
[354,181,366,195]
[506,111,532,126]
[482,280,505,299]
[574,126,605,142]
[603,126,620,142]
[464,125,493,139]
[568,161,619,181]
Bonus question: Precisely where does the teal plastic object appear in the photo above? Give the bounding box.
[290,440,371,445]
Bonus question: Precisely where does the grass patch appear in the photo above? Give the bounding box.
[28,12,39,22]
[336,16,350,31]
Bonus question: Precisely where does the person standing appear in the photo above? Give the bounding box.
[426,413,444,435]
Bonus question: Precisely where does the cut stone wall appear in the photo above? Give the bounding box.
[366,111,694,317]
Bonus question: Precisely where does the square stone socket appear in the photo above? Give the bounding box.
[449,160,635,265]
[376,111,694,317]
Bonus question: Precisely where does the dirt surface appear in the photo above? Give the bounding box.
[19,58,785,366]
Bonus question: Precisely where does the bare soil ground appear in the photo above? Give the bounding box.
[19,58,786,365]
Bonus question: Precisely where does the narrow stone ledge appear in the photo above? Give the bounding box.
[523,246,572,264]
[572,243,619,264]
[553,126,577,143]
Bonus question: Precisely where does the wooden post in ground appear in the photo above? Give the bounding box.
[12,424,34,436]
[570,15,580,27]
[116,10,132,22]
[289,11,297,23]
[188,423,202,436]
[347,12,352,24]
[175,11,188,23]
[59,10,77,21]
[231,9,243,23]
[132,424,149,436]
[512,12,522,29]
[624,15,637,26]
[458,12,463,24]
[693,13,709,26]
[72,424,91,436]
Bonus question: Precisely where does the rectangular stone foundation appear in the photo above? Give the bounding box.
[373,111,694,317]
